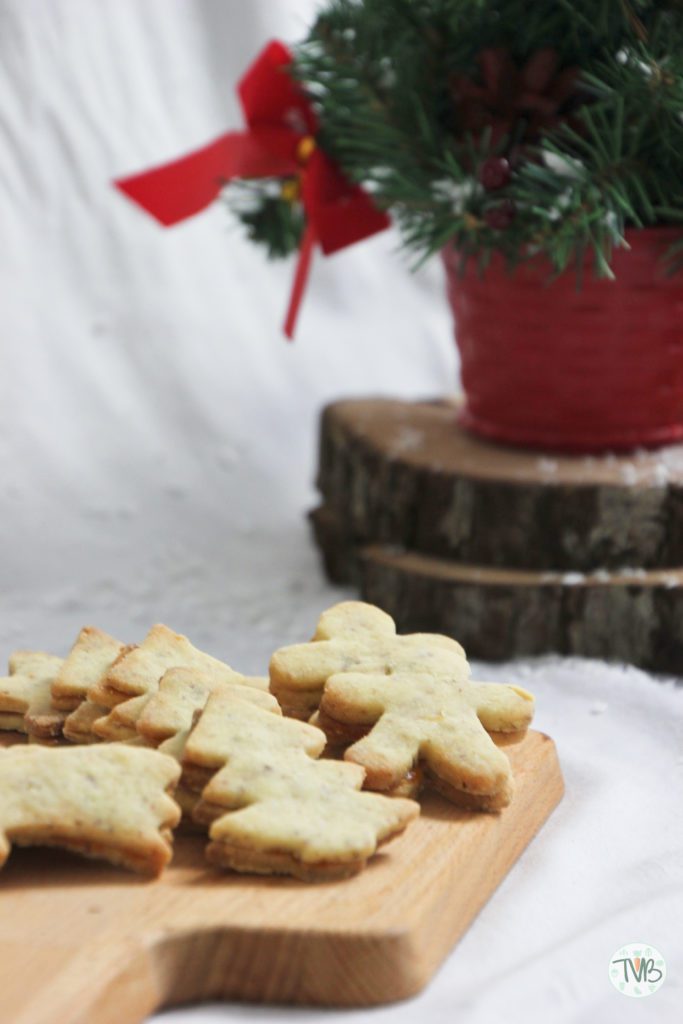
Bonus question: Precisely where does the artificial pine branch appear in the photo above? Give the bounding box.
[225,182,304,259]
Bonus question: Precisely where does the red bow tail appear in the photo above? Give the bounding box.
[113,41,390,336]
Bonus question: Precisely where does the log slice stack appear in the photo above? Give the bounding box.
[310,398,683,672]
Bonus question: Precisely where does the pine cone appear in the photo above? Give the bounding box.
[450,47,580,150]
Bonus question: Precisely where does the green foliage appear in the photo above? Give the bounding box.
[284,0,683,274]
[226,181,305,259]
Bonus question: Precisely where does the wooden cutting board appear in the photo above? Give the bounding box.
[0,730,563,1023]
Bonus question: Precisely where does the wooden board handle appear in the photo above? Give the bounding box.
[4,938,160,1024]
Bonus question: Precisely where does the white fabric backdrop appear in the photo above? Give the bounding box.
[0,2,681,1022]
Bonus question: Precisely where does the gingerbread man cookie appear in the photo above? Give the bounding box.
[272,602,534,809]
[270,601,468,718]
[321,667,534,810]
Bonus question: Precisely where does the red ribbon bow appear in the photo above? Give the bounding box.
[114,40,390,338]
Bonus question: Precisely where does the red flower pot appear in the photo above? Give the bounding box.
[443,227,683,452]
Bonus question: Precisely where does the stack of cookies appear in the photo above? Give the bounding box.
[0,603,534,881]
[271,602,535,810]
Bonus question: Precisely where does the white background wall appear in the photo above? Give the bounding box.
[0,0,455,634]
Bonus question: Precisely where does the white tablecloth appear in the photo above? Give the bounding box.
[1,2,681,1021]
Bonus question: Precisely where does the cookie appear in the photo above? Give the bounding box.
[97,624,267,702]
[0,744,181,874]
[0,652,67,741]
[51,628,127,711]
[147,671,279,827]
[62,700,108,744]
[157,727,201,820]
[269,601,467,718]
[309,708,369,747]
[85,678,133,709]
[92,694,150,742]
[136,667,278,746]
[87,624,271,738]
[182,691,419,880]
[320,668,534,810]
[308,709,424,798]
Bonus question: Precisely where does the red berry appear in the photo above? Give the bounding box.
[484,200,516,230]
[479,157,511,191]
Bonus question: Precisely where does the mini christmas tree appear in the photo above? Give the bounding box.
[233,0,683,276]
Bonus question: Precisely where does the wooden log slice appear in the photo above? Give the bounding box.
[311,504,683,671]
[316,398,683,572]
[359,546,683,673]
